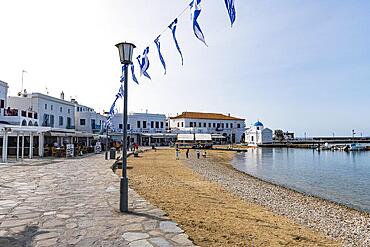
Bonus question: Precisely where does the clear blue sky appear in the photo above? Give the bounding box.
[1,0,369,136]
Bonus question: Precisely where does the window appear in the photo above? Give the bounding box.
[51,105,53,111]
[203,123,206,127]
[143,121,147,128]
[67,117,71,128]
[151,121,154,128]
[80,119,86,126]
[127,124,130,130]
[217,123,220,128]
[45,104,47,110]
[91,119,96,129]
[208,123,211,128]
[181,122,184,127]
[155,121,159,128]
[119,124,123,129]
[213,123,216,128]
[34,113,38,119]
[161,122,164,128]
[257,127,260,130]
[28,112,32,118]
[43,114,49,126]
[226,123,229,128]
[137,121,141,128]
[230,123,233,128]
[190,122,193,127]
[177,122,180,127]
[68,109,71,114]
[0,100,4,108]
[237,123,241,128]
[60,107,63,113]
[50,115,54,127]
[21,110,26,117]
[59,116,63,126]
[222,123,224,128]
[198,122,201,127]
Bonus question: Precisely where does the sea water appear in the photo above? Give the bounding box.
[231,148,370,212]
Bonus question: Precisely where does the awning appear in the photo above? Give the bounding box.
[177,134,194,141]
[211,134,226,139]
[195,134,212,141]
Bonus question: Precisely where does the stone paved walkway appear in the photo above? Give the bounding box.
[0,154,195,247]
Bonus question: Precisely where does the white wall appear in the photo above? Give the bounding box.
[110,112,167,133]
[8,93,75,129]
[170,117,245,143]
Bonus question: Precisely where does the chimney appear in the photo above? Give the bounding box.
[60,91,65,100]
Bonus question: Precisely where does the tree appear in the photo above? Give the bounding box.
[274,129,285,141]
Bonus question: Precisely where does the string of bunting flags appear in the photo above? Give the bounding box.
[105,0,236,127]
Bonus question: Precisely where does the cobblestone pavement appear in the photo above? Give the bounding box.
[0,154,195,247]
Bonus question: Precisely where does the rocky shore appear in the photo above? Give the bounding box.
[184,150,370,247]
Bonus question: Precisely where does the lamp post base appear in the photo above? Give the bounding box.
[120,177,129,212]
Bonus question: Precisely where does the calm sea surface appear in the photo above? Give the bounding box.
[231,148,370,212]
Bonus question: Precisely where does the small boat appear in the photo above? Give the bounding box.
[348,143,366,151]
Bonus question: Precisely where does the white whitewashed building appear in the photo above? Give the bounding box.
[8,92,75,129]
[73,100,105,134]
[169,112,246,143]
[109,112,174,146]
[245,121,273,146]
[0,81,38,126]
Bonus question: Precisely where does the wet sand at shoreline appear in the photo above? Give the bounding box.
[125,149,339,246]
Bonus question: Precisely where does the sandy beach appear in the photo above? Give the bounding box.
[123,149,352,246]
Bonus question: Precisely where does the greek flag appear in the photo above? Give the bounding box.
[104,117,111,128]
[168,18,184,65]
[224,0,236,27]
[109,96,119,116]
[120,65,127,83]
[116,84,124,98]
[131,64,139,84]
[136,47,151,80]
[190,0,207,46]
[154,35,167,74]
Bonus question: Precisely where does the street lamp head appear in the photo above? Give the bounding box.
[115,42,136,65]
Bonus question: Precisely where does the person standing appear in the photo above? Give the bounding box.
[196,150,200,159]
[176,148,180,160]
[186,149,189,159]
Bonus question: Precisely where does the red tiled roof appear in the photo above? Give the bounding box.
[170,112,244,121]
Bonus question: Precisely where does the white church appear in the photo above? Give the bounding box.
[245,121,273,146]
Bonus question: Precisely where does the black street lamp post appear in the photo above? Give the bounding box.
[115,42,136,212]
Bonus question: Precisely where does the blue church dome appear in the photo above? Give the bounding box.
[254,121,264,127]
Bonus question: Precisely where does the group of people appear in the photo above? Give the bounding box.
[175,148,207,160]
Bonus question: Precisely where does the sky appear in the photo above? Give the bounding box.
[1,0,370,137]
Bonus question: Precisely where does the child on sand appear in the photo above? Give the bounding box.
[176,148,180,160]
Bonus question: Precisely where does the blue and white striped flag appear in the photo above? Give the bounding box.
[154,35,167,74]
[104,117,112,128]
[116,84,124,98]
[224,0,236,27]
[168,18,184,65]
[190,0,207,46]
[120,65,127,83]
[131,64,139,84]
[136,47,151,80]
[109,96,119,116]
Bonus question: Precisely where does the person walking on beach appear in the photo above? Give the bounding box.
[196,150,200,159]
[176,148,180,160]
[186,149,189,159]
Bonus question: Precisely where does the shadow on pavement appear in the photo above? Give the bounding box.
[0,225,48,247]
